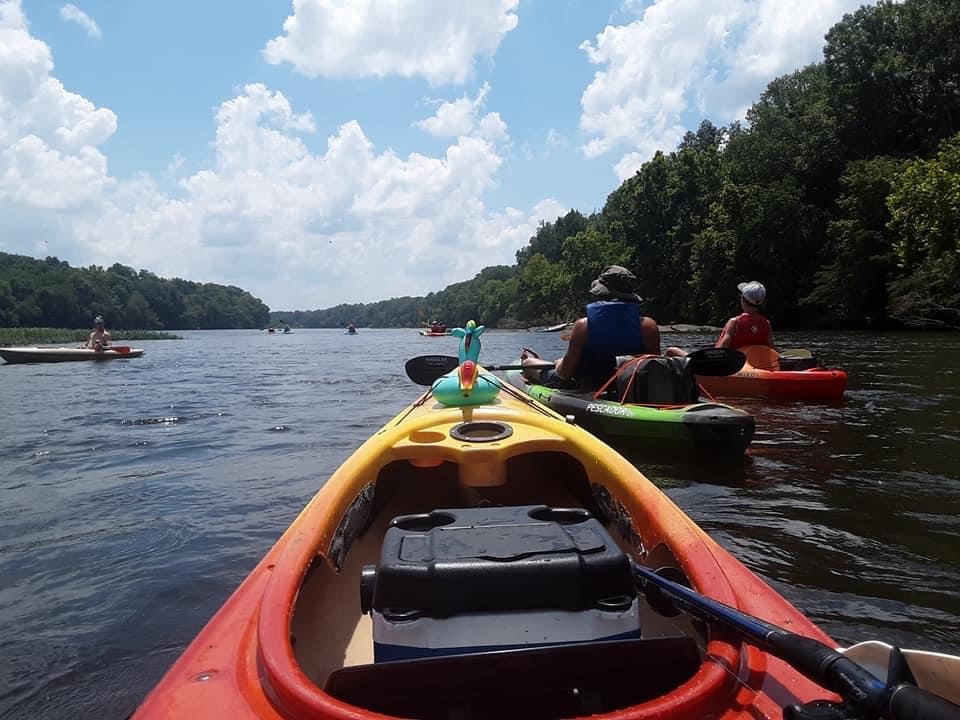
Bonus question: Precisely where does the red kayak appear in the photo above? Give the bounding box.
[134,380,852,720]
[697,345,847,400]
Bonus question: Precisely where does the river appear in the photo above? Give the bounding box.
[1,329,957,719]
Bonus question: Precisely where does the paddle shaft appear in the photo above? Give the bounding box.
[633,564,960,720]
[405,348,745,386]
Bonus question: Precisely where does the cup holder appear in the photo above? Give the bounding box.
[449,421,513,443]
[392,511,456,532]
[527,507,591,525]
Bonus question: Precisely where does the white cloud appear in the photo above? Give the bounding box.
[0,0,116,209]
[580,0,871,180]
[263,0,519,85]
[60,3,101,40]
[414,83,508,144]
[0,4,561,309]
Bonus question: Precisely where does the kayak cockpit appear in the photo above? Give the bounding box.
[270,438,729,719]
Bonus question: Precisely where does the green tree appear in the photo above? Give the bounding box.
[804,157,904,326]
[824,0,960,159]
[885,133,960,327]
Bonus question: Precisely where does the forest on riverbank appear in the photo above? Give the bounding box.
[0,253,269,330]
[278,0,960,331]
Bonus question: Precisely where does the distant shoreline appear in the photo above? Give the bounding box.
[658,323,722,333]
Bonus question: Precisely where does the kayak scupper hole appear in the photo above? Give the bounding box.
[409,430,445,444]
[527,507,590,525]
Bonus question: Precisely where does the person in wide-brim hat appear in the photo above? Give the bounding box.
[521,265,660,389]
[588,265,644,303]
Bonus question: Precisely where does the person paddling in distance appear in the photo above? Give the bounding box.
[664,281,774,357]
[87,315,112,351]
[521,265,661,389]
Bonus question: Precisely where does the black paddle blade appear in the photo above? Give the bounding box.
[405,355,459,386]
[687,348,746,376]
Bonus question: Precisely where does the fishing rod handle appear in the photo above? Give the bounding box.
[887,683,960,720]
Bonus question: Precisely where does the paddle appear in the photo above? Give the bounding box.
[85,345,131,353]
[633,564,960,720]
[404,349,746,387]
[780,347,813,359]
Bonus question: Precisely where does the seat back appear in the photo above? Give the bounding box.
[741,344,780,370]
[326,635,700,719]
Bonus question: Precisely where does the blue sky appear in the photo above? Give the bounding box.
[2,0,873,310]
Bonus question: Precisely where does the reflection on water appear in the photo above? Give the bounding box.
[0,329,958,719]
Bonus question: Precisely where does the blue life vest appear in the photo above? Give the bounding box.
[580,301,647,387]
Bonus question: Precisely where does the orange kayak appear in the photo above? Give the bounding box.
[134,377,838,720]
[697,345,847,400]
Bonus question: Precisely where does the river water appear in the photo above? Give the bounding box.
[1,329,957,719]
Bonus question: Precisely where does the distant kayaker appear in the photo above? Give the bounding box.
[664,281,774,357]
[87,315,112,351]
[521,265,660,389]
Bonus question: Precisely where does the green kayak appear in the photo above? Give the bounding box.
[505,363,754,456]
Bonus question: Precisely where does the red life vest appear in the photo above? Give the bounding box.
[729,312,772,348]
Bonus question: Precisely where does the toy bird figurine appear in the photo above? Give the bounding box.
[431,320,500,406]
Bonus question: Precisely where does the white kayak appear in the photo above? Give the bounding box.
[0,346,145,363]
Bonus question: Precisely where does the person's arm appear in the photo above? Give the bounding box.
[714,318,736,348]
[103,330,112,346]
[641,317,661,355]
[87,331,95,348]
[555,318,588,380]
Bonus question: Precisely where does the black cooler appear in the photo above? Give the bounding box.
[360,505,640,662]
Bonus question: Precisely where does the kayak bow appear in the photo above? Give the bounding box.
[135,382,843,719]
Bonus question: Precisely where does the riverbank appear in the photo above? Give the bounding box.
[526,322,721,333]
[0,327,181,346]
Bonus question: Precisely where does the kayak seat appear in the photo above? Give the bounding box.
[613,357,699,404]
[325,635,700,719]
[778,357,820,371]
[741,345,780,370]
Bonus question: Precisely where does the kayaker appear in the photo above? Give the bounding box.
[521,265,660,389]
[87,315,112,350]
[665,281,774,357]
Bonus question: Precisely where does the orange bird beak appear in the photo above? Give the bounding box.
[458,360,478,394]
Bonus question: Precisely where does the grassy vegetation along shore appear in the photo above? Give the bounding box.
[0,328,180,347]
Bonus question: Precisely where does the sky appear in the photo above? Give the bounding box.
[0,0,874,311]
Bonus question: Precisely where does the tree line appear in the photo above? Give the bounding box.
[5,0,957,333]
[0,253,270,330]
[278,0,960,331]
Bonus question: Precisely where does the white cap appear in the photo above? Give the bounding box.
[737,281,766,305]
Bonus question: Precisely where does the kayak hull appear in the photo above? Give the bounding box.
[418,330,451,336]
[134,374,835,720]
[507,371,754,455]
[695,346,845,400]
[0,346,145,363]
[697,369,848,400]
